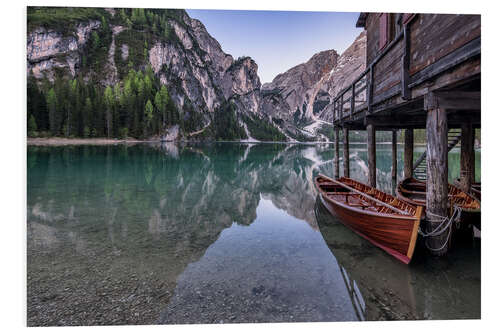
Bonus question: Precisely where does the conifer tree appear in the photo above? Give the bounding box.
[104,86,114,138]
[28,114,37,136]
[144,100,153,138]
[46,88,58,135]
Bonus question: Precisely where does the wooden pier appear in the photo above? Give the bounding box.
[332,13,481,256]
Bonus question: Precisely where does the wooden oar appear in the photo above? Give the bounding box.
[319,174,410,216]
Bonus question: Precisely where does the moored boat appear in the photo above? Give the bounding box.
[314,174,423,264]
[396,177,481,229]
[453,178,481,201]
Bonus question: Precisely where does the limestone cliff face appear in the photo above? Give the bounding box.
[222,57,261,114]
[27,20,100,80]
[260,50,339,125]
[147,13,262,120]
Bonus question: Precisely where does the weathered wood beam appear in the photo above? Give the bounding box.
[367,124,376,187]
[409,37,481,89]
[435,91,480,100]
[425,105,449,256]
[404,129,414,179]
[460,122,474,193]
[364,112,480,128]
[334,126,340,179]
[339,121,367,131]
[370,96,424,116]
[343,127,350,178]
[432,91,481,110]
[365,115,427,127]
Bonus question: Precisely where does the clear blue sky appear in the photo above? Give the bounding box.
[186,9,363,84]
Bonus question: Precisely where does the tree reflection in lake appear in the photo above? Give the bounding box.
[27,142,480,326]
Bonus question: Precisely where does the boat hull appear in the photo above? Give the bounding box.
[318,195,418,264]
[315,175,422,264]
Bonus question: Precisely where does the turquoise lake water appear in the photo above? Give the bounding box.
[27,143,480,325]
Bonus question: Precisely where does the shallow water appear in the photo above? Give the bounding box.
[27,142,480,325]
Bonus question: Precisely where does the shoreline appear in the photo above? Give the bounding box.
[26,137,449,147]
[27,137,149,146]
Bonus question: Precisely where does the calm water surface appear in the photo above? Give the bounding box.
[27,143,480,325]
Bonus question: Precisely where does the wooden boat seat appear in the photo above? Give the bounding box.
[389,198,399,206]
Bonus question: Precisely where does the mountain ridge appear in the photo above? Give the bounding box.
[27,7,366,142]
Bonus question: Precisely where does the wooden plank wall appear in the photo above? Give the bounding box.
[409,14,480,75]
[365,13,405,98]
[363,13,480,109]
[365,14,380,65]
[373,38,404,96]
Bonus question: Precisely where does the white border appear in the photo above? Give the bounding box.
[4,1,497,332]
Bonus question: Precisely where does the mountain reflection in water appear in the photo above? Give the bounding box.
[27,142,480,326]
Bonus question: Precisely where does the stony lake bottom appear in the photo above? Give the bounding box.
[27,142,481,326]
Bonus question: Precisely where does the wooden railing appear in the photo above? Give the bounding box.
[333,28,406,123]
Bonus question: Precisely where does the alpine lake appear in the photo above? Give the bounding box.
[27,142,481,326]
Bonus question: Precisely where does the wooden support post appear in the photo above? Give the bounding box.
[343,127,350,178]
[404,129,414,179]
[350,84,355,118]
[367,124,376,187]
[334,126,340,179]
[340,95,344,120]
[472,129,476,183]
[425,93,449,256]
[392,130,398,181]
[368,65,373,114]
[460,122,473,193]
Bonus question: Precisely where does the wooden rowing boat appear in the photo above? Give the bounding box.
[314,174,423,264]
[314,198,419,320]
[396,177,480,229]
[453,178,481,201]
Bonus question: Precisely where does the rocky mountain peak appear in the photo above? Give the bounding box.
[316,31,367,122]
[259,49,339,139]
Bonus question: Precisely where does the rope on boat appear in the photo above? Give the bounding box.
[418,206,463,252]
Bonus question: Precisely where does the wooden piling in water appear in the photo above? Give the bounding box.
[392,130,398,181]
[460,122,474,193]
[343,127,350,178]
[404,129,414,179]
[367,124,376,187]
[334,126,340,179]
[472,128,476,183]
[425,94,449,256]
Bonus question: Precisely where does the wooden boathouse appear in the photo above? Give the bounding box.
[332,13,481,255]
